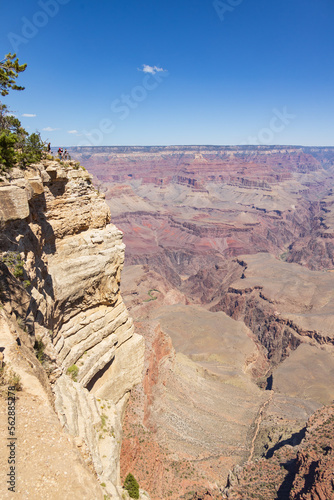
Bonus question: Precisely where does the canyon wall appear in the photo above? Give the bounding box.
[70,145,334,273]
[68,145,334,499]
[0,160,145,499]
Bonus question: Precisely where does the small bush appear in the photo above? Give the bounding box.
[124,473,139,499]
[0,132,17,171]
[18,132,45,167]
[9,371,22,391]
[0,365,22,391]
[16,317,26,331]
[67,364,79,381]
[34,340,45,363]
[101,413,108,428]
[1,252,25,281]
[13,266,23,278]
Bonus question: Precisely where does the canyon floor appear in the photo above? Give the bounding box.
[71,145,334,499]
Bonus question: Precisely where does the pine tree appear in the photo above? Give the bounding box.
[0,53,27,96]
[0,55,46,172]
[124,473,140,499]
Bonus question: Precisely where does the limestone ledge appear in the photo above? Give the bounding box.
[54,330,145,497]
[49,223,126,324]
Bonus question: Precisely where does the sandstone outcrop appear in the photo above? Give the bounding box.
[0,160,145,499]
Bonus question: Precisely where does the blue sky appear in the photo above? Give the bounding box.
[1,0,334,146]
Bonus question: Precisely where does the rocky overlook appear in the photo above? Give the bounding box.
[0,160,145,499]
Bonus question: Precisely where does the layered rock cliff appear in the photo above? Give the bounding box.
[64,146,334,498]
[0,159,145,499]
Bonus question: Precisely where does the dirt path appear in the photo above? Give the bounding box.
[248,391,274,463]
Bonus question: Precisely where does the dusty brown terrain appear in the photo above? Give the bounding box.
[223,403,334,500]
[118,263,323,499]
[216,254,334,403]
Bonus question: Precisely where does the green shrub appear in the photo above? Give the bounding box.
[124,473,139,499]
[18,132,45,167]
[1,252,25,280]
[67,364,79,381]
[101,413,108,428]
[0,365,22,391]
[34,340,45,363]
[13,266,23,278]
[16,317,25,330]
[0,132,18,171]
[9,371,22,391]
[0,129,45,172]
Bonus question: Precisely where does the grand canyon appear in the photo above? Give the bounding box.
[1,146,333,499]
[1,1,332,498]
[65,145,334,499]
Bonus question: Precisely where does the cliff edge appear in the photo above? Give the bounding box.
[0,159,145,499]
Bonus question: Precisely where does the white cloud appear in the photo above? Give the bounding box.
[68,129,83,137]
[43,126,59,132]
[22,113,36,117]
[139,64,166,75]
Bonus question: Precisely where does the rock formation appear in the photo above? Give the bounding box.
[0,159,145,499]
[3,147,333,498]
[69,145,334,274]
[221,402,334,500]
[66,145,334,499]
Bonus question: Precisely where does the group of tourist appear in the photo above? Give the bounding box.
[57,147,69,159]
[47,143,70,160]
